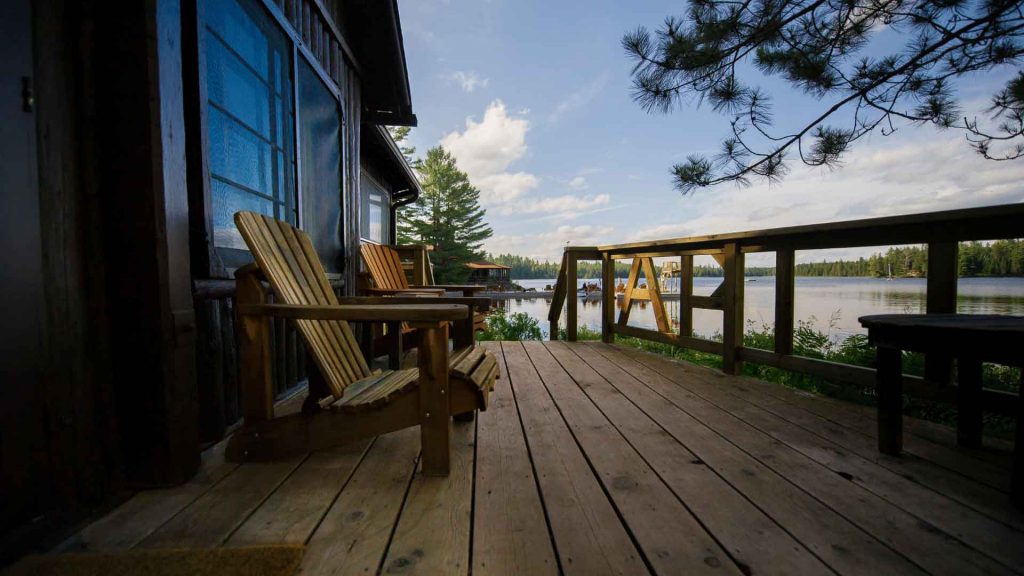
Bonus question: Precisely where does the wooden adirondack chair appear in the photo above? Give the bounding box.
[360,243,490,332]
[227,211,498,475]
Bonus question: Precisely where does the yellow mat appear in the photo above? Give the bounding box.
[4,545,304,576]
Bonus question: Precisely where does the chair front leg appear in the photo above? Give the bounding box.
[236,266,274,425]
[415,321,451,476]
[386,321,403,370]
[453,315,474,350]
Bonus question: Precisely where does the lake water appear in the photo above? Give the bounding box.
[503,277,1024,340]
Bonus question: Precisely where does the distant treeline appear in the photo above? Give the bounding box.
[694,265,775,277]
[490,253,633,279]
[494,240,1024,280]
[796,240,1024,278]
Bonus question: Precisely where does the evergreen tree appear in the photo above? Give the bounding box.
[624,0,1024,193]
[398,146,493,283]
[386,126,417,166]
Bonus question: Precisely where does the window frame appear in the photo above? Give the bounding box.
[188,0,346,279]
[359,169,392,245]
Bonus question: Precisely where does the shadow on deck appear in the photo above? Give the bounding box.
[60,341,1022,575]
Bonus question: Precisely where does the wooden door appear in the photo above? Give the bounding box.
[0,0,53,536]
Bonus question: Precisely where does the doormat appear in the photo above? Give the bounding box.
[3,545,304,576]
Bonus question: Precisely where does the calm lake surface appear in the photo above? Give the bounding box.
[505,277,1024,339]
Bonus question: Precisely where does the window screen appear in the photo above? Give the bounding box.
[204,0,295,255]
[360,171,390,244]
[298,59,343,272]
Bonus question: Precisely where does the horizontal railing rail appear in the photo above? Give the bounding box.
[549,203,1024,416]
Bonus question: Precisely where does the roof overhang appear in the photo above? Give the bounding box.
[344,0,417,126]
[362,124,422,206]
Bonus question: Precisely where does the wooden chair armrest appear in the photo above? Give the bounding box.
[366,287,445,296]
[338,295,492,311]
[411,284,485,292]
[237,303,468,322]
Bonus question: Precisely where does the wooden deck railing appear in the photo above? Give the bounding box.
[548,203,1024,415]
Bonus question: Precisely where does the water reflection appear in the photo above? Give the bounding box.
[503,277,1024,339]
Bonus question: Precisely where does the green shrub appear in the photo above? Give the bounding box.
[557,324,602,341]
[477,309,543,341]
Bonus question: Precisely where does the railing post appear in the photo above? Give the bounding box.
[548,251,568,341]
[602,253,614,343]
[567,251,578,342]
[926,241,958,384]
[774,248,795,355]
[722,243,745,375]
[680,255,693,339]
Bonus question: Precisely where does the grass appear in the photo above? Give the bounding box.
[560,317,1020,438]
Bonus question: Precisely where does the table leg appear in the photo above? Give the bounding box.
[1012,369,1023,509]
[957,356,983,449]
[877,346,903,455]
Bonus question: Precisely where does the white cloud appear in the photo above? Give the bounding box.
[450,71,489,93]
[568,176,588,190]
[482,233,527,256]
[498,193,610,215]
[548,72,610,123]
[475,172,540,204]
[441,100,530,182]
[537,224,617,246]
[440,101,621,217]
[625,223,693,242]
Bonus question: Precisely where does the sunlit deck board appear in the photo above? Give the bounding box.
[471,342,558,575]
[62,341,1023,575]
[499,341,648,575]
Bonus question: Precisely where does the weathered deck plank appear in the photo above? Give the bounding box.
[380,420,475,574]
[53,341,1021,576]
[62,442,238,552]
[524,341,739,575]
[472,342,558,575]
[720,361,1013,488]
[300,429,420,576]
[607,343,1017,576]
[139,456,305,549]
[227,439,371,546]
[685,373,1024,570]
[501,341,648,576]
[547,341,831,575]
[580,343,924,575]
[690,362,1024,531]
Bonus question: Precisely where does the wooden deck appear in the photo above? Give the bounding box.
[60,341,1024,575]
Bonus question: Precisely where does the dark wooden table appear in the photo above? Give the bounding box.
[859,313,1024,507]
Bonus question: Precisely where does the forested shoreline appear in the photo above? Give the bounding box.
[493,240,1024,279]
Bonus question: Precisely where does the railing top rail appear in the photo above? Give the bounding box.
[578,203,1023,255]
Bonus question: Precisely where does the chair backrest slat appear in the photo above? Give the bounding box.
[267,218,362,383]
[250,214,354,388]
[361,243,411,291]
[234,211,371,397]
[293,229,370,376]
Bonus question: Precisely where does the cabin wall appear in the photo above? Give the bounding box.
[1,0,391,555]
[2,0,200,558]
[187,0,366,442]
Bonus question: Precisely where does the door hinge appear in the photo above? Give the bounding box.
[22,76,34,112]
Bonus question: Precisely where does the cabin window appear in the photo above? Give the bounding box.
[359,171,390,244]
[204,0,296,261]
[298,59,344,272]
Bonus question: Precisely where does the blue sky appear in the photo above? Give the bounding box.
[396,0,1023,264]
